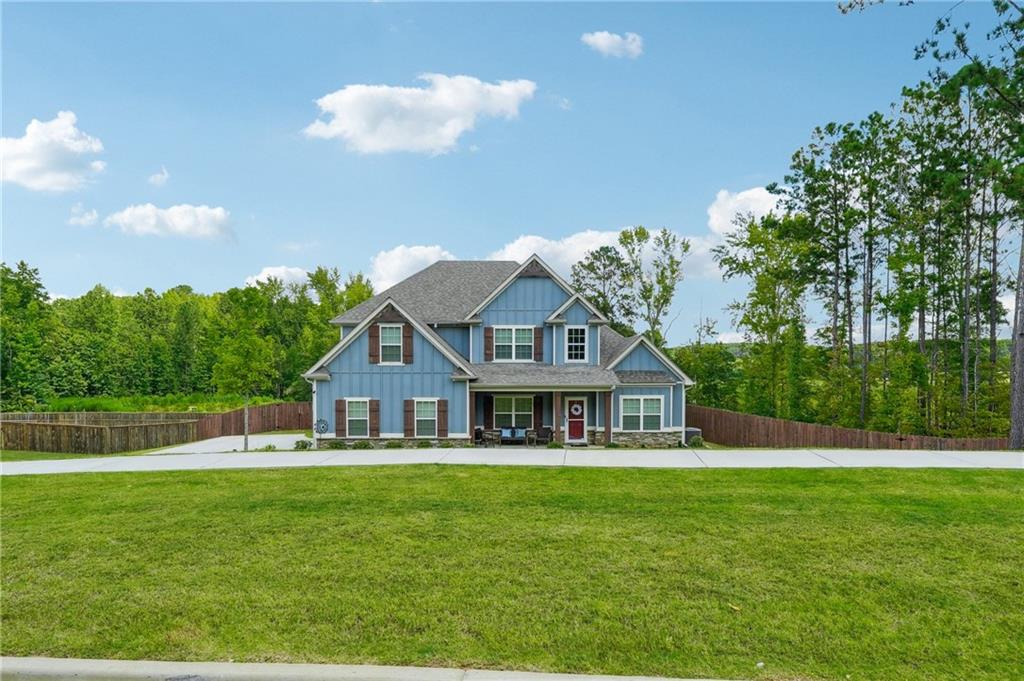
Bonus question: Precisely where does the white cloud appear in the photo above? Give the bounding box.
[0,111,105,191]
[486,230,621,277]
[304,73,537,155]
[581,31,644,59]
[706,187,780,236]
[370,244,456,290]
[103,203,231,239]
[148,166,169,186]
[67,203,98,227]
[246,265,309,287]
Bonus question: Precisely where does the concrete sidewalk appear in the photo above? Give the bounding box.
[0,657,724,681]
[1,442,1020,476]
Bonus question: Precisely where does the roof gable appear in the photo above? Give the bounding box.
[307,298,475,379]
[465,254,577,320]
[605,335,694,385]
[546,294,607,324]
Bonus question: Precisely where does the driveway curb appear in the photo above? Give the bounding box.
[0,657,723,681]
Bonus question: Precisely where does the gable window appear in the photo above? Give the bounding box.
[494,395,533,428]
[347,399,369,437]
[379,324,403,364]
[621,397,662,431]
[494,326,533,361]
[566,326,587,362]
[415,399,437,437]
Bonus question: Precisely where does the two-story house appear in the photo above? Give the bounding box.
[303,254,693,447]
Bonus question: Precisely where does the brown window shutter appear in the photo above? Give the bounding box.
[437,399,448,438]
[533,394,543,429]
[483,327,494,362]
[402,323,413,364]
[404,399,414,437]
[533,327,543,362]
[483,394,493,429]
[369,399,380,437]
[604,392,612,443]
[368,324,380,364]
[335,399,347,437]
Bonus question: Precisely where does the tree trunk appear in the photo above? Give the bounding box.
[1009,239,1024,449]
[244,395,250,452]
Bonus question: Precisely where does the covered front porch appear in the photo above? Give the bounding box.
[469,389,613,446]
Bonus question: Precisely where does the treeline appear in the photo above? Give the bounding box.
[675,1,1022,439]
[0,261,373,411]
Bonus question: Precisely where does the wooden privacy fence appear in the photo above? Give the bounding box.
[1,402,311,455]
[687,404,1008,450]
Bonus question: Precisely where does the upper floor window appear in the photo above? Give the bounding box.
[566,326,587,362]
[379,324,403,364]
[494,326,533,361]
[621,396,662,431]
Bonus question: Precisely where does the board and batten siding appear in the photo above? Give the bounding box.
[470,277,568,363]
[610,343,686,430]
[553,300,600,366]
[433,326,470,357]
[314,326,468,436]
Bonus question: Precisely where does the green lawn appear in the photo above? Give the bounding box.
[0,446,165,462]
[2,466,1021,681]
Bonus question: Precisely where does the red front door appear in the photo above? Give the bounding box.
[567,399,585,441]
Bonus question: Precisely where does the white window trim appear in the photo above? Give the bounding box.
[493,393,535,429]
[413,397,439,439]
[619,395,663,432]
[492,325,535,363]
[346,397,371,439]
[565,325,588,363]
[379,323,404,366]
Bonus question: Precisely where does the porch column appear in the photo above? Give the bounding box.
[469,393,476,435]
[553,391,562,443]
[604,392,612,444]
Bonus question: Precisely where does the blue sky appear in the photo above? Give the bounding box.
[1,1,991,343]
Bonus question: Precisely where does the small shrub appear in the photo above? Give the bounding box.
[324,439,348,450]
[352,440,373,450]
[255,444,277,452]
[293,439,312,450]
[688,435,706,448]
[438,440,455,448]
[385,440,404,449]
[416,439,432,448]
[604,442,621,449]
[546,441,562,449]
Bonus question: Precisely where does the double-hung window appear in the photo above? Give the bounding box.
[494,396,533,428]
[415,400,437,437]
[621,397,662,431]
[494,326,533,361]
[566,326,587,362]
[347,399,369,437]
[379,324,403,364]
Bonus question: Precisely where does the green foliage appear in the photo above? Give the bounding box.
[687,435,705,448]
[42,394,281,413]
[546,441,562,449]
[0,263,373,412]
[254,444,277,452]
[603,442,621,449]
[293,439,312,450]
[619,226,691,347]
[323,439,348,450]
[351,440,373,450]
[438,440,455,448]
[415,439,432,448]
[385,440,404,449]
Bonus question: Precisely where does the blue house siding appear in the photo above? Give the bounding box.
[434,326,470,358]
[471,277,568,363]
[612,385,678,429]
[314,326,468,437]
[552,301,600,367]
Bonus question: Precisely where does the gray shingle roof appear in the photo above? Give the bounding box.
[614,370,676,384]
[599,325,634,366]
[469,363,618,387]
[332,260,520,325]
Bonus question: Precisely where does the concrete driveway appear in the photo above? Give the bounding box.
[1,436,1020,476]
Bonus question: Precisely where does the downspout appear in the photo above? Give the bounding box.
[305,376,318,450]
